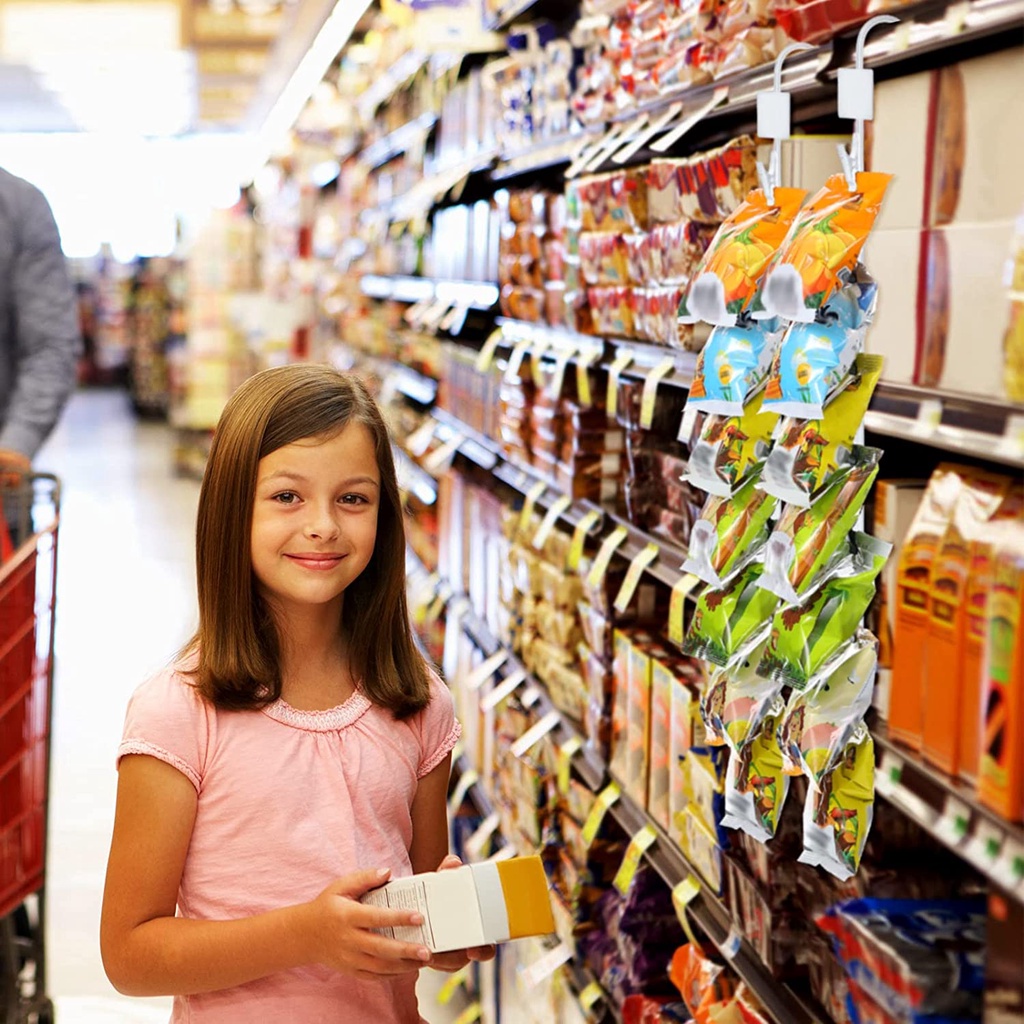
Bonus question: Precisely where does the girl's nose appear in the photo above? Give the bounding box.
[304,505,340,541]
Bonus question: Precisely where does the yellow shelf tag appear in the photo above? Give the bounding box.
[672,876,701,946]
[453,1002,483,1024]
[568,509,602,572]
[533,495,573,551]
[606,350,634,421]
[547,350,574,399]
[464,650,509,692]
[448,769,479,813]
[639,356,676,430]
[438,966,471,1006]
[576,350,600,408]
[518,480,548,535]
[504,338,532,382]
[586,525,629,590]
[669,573,701,646]
[581,782,621,846]
[579,980,604,1010]
[613,823,657,895]
[557,736,583,794]
[475,328,504,371]
[613,542,659,613]
[530,337,553,389]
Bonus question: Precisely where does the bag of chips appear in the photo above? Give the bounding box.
[759,446,882,604]
[761,353,883,506]
[699,633,777,752]
[757,533,891,689]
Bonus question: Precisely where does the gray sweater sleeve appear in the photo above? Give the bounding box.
[0,184,82,460]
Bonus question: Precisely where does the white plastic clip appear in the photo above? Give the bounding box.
[837,15,899,191]
[756,42,814,204]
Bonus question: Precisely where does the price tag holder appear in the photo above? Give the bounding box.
[533,495,573,551]
[529,337,553,390]
[504,338,532,383]
[557,736,584,794]
[488,843,517,863]
[448,769,480,813]
[451,738,465,764]
[933,796,971,849]
[639,357,676,430]
[518,480,548,535]
[672,876,701,946]
[965,821,1004,876]
[423,591,447,625]
[606,351,634,422]
[992,837,1024,894]
[677,404,700,445]
[669,574,701,646]
[480,668,527,711]
[719,926,743,961]
[911,399,943,438]
[614,542,659,613]
[422,433,464,475]
[406,418,437,458]
[875,750,904,798]
[581,782,621,846]
[567,509,603,572]
[421,298,454,332]
[650,85,729,153]
[576,350,600,408]
[464,811,502,861]
[521,685,542,708]
[510,709,562,758]
[520,941,574,989]
[403,296,434,328]
[586,525,629,589]
[546,349,575,399]
[465,650,509,692]
[452,1001,483,1024]
[997,413,1024,460]
[475,328,504,372]
[613,823,658,895]
[579,980,604,1011]
[613,101,683,164]
[944,0,970,32]
[439,303,470,334]
[437,966,471,1005]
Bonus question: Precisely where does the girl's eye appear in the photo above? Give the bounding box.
[340,494,368,506]
[273,491,299,505]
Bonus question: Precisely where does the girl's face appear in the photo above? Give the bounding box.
[250,422,380,621]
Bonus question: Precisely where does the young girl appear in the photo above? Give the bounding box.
[101,364,493,1022]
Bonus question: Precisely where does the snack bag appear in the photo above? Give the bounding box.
[680,187,807,326]
[699,634,778,753]
[669,944,735,1016]
[757,534,891,689]
[721,697,790,843]
[684,561,780,667]
[687,318,786,417]
[799,723,874,880]
[683,389,780,498]
[777,636,877,781]
[761,354,883,506]
[750,172,892,322]
[758,446,882,604]
[683,474,778,587]
[762,269,878,419]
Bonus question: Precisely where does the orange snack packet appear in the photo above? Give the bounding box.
[752,172,892,322]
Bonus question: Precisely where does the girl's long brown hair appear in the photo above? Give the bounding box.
[181,363,431,719]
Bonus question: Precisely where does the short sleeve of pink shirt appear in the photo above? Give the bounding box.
[115,663,461,1024]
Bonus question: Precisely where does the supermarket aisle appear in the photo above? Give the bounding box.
[32,387,469,1023]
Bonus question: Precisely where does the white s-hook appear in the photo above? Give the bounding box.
[756,41,815,204]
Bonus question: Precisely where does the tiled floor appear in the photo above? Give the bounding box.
[31,388,470,1023]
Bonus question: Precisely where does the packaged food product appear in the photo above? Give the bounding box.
[722,698,790,843]
[680,187,807,326]
[616,375,688,435]
[687,319,786,416]
[669,944,735,1017]
[579,231,639,285]
[758,533,891,690]
[576,169,649,232]
[633,286,691,347]
[699,633,779,752]
[759,446,882,604]
[647,220,716,284]
[761,267,878,419]
[683,473,778,587]
[683,389,779,498]
[762,354,883,507]
[588,285,635,337]
[681,803,724,892]
[684,562,780,667]
[751,172,892,322]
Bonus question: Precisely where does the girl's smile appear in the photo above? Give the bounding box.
[284,552,347,571]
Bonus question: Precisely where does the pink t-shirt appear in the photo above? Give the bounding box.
[117,663,461,1024]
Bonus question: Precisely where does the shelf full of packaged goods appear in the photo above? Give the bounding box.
[492,126,605,180]
[872,722,1024,899]
[449,598,829,1024]
[359,112,439,171]
[360,275,500,313]
[394,445,439,505]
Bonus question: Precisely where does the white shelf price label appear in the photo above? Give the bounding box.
[875,750,905,797]
[488,843,517,863]
[510,710,561,758]
[406,418,437,457]
[521,685,542,708]
[464,811,502,861]
[606,350,634,422]
[533,495,573,551]
[992,837,1024,893]
[520,941,574,989]
[475,328,504,372]
[465,650,509,692]
[480,669,527,711]
[567,509,602,572]
[403,296,434,327]
[964,820,1004,875]
[613,823,658,895]
[448,769,479,813]
[439,303,470,334]
[639,356,676,430]
[719,926,743,961]
[586,525,629,589]
[614,542,659,613]
[997,413,1024,460]
[422,434,464,474]
[581,782,621,846]
[518,480,548,535]
[933,796,972,849]
[911,399,943,438]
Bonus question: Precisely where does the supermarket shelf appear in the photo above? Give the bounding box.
[873,722,1024,898]
[394,445,439,505]
[358,49,432,121]
[493,126,604,180]
[390,364,439,406]
[360,274,500,311]
[360,112,438,170]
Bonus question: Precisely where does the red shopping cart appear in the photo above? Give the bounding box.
[0,475,59,1024]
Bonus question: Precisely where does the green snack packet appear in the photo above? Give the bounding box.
[758,446,882,604]
[799,723,874,881]
[683,560,780,666]
[776,635,877,782]
[721,697,790,844]
[757,533,891,689]
[682,473,778,587]
[761,354,884,508]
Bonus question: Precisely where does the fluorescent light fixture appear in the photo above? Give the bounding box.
[254,0,373,174]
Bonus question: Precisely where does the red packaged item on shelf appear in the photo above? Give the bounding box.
[588,286,636,337]
[773,0,878,45]
[579,231,639,285]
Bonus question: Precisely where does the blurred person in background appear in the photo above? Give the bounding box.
[0,165,81,511]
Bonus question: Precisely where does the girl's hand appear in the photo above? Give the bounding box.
[426,856,497,973]
[305,869,433,980]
